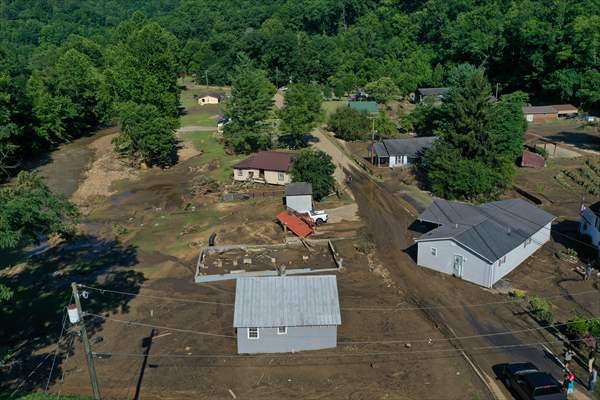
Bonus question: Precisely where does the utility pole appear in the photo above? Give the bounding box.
[205,70,209,87]
[495,82,499,100]
[71,283,101,400]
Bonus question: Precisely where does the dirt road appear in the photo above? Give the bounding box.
[310,129,356,199]
[348,170,588,400]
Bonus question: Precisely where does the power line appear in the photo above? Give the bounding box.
[91,337,587,360]
[77,285,234,306]
[85,310,600,346]
[45,293,73,392]
[78,283,598,312]
[85,313,236,338]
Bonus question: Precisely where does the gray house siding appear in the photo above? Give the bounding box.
[491,222,551,283]
[417,222,551,287]
[417,239,491,287]
[237,325,337,354]
[286,194,313,214]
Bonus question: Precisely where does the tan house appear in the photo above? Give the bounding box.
[233,151,297,185]
[523,106,558,122]
[198,93,225,105]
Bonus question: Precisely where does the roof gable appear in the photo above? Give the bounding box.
[234,151,297,172]
[233,276,341,327]
[417,198,555,263]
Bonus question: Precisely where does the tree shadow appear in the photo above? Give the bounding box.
[551,220,597,261]
[546,131,600,151]
[0,235,144,393]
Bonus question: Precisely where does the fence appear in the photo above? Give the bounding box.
[222,190,285,202]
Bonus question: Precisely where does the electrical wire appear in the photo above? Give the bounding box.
[91,337,588,360]
[78,283,598,312]
[85,313,237,338]
[45,293,73,392]
[85,310,600,346]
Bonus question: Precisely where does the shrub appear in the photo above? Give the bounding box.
[527,295,554,324]
[327,107,371,141]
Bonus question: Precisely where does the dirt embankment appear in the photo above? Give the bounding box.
[72,133,139,204]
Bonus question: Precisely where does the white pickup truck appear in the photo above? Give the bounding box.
[305,210,328,225]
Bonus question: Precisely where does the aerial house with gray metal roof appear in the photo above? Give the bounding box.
[415,198,555,288]
[233,275,341,354]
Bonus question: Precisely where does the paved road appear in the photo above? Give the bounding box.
[348,170,592,400]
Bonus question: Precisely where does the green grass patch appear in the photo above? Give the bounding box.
[180,111,218,127]
[180,131,244,183]
[322,100,347,118]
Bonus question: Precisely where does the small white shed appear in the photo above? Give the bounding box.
[285,182,313,214]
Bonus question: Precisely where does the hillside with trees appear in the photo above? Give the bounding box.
[1,0,599,174]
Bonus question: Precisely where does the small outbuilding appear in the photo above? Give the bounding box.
[368,137,437,167]
[285,182,313,214]
[348,101,378,114]
[523,106,558,122]
[415,87,449,104]
[233,275,341,354]
[198,93,225,105]
[520,150,546,168]
[415,198,555,288]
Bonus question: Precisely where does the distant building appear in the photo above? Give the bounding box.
[415,87,449,104]
[368,137,437,167]
[553,104,578,118]
[580,201,600,259]
[523,106,558,122]
[233,276,341,354]
[198,93,225,105]
[233,151,296,185]
[348,101,378,114]
[520,150,546,168]
[285,182,313,214]
[415,198,555,288]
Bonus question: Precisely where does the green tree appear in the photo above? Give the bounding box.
[279,83,323,148]
[291,149,335,201]
[224,56,276,153]
[105,21,180,116]
[365,77,400,103]
[0,171,79,248]
[424,65,526,200]
[327,106,371,141]
[0,74,21,178]
[374,110,397,138]
[113,103,179,167]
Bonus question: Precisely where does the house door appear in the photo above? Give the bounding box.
[452,255,464,277]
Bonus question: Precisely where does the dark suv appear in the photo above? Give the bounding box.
[502,362,566,400]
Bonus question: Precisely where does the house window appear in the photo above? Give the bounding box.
[248,328,259,339]
[278,172,285,181]
[237,169,243,176]
[277,326,287,335]
[431,247,437,256]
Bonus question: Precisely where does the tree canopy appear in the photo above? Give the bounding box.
[291,149,335,201]
[328,107,371,141]
[224,56,276,153]
[423,66,526,200]
[278,83,323,148]
[0,0,599,176]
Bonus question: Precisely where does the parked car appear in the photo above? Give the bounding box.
[305,210,328,225]
[502,362,565,400]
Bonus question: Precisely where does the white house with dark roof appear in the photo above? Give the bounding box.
[415,198,555,288]
[580,201,600,259]
[368,137,437,167]
[233,275,341,354]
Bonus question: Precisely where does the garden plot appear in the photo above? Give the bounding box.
[556,158,600,197]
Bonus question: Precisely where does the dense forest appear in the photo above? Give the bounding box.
[1,0,600,173]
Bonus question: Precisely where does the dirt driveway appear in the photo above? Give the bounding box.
[310,129,356,199]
